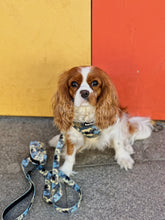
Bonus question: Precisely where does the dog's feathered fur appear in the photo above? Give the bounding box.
[50,66,153,176]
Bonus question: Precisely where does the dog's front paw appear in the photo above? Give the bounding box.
[60,164,77,177]
[115,151,134,171]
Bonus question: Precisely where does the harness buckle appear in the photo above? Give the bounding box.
[84,121,95,126]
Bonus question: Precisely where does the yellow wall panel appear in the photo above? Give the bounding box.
[0,0,91,116]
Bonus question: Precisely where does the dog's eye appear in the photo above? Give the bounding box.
[71,81,78,88]
[91,80,98,87]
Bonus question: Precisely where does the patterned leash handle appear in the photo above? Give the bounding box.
[1,135,82,220]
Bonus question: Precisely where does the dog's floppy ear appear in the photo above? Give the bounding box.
[52,72,74,131]
[95,72,120,129]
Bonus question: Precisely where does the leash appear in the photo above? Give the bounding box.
[1,134,82,220]
[2,122,101,219]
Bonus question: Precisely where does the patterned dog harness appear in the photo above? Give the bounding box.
[2,122,101,220]
[73,121,101,138]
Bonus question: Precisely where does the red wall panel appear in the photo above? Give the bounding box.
[92,0,165,119]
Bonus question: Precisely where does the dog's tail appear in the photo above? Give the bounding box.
[128,117,153,144]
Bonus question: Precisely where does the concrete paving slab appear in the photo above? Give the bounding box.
[0,117,164,220]
[141,129,165,161]
[68,162,165,220]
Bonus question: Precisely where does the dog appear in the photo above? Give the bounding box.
[49,66,153,176]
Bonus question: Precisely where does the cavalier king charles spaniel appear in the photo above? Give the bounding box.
[49,66,153,176]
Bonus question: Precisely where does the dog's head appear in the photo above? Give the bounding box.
[52,66,120,131]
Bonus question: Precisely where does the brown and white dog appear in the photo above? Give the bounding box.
[49,66,153,176]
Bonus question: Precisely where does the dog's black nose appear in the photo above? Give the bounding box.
[80,90,89,99]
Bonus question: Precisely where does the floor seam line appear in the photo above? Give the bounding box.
[74,159,165,169]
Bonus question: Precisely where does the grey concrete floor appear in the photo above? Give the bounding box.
[0,117,165,220]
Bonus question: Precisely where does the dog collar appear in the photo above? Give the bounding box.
[72,121,101,138]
